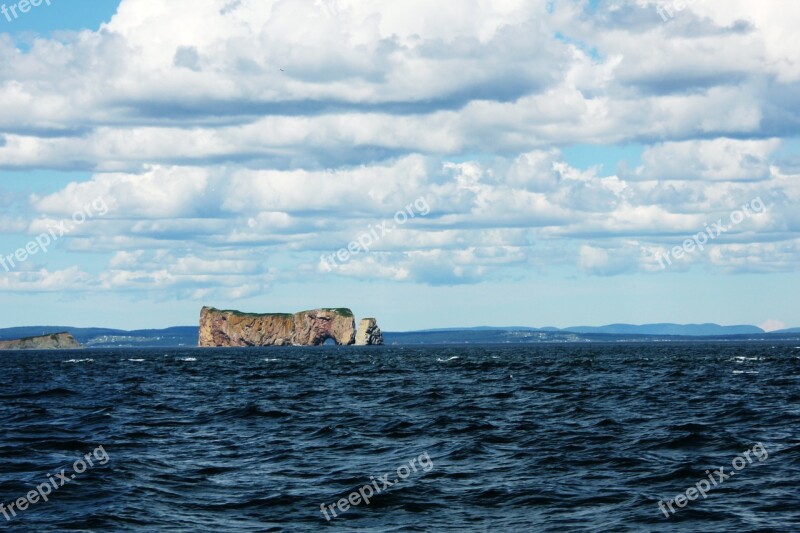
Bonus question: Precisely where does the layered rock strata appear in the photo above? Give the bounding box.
[355,318,384,345]
[199,307,358,347]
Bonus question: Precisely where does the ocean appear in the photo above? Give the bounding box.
[1,343,798,531]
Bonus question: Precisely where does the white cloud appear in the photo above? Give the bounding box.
[759,318,787,332]
[1,0,800,295]
[632,138,781,181]
[0,267,92,292]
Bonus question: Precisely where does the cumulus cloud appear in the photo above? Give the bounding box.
[630,139,781,181]
[759,319,787,332]
[15,147,794,289]
[0,267,92,292]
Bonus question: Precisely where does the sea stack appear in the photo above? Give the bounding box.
[355,318,384,345]
[199,307,358,347]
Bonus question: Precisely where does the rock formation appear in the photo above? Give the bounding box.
[199,307,357,347]
[355,318,384,345]
[0,332,82,350]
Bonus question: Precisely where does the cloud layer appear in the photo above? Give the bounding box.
[2,0,799,297]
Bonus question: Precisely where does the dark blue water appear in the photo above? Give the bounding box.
[1,343,799,531]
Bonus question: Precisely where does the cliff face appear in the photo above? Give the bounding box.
[199,307,356,347]
[355,318,384,345]
[0,332,82,350]
[293,309,356,346]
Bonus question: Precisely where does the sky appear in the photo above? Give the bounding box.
[0,0,798,331]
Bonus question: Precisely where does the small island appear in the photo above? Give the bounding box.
[198,307,384,347]
[0,332,83,351]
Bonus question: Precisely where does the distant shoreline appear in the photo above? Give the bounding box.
[0,324,798,349]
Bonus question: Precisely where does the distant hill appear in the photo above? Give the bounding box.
[0,322,797,348]
[384,330,559,344]
[382,329,799,345]
[0,332,82,351]
[562,323,765,336]
[397,323,769,339]
[411,323,768,336]
[413,326,541,332]
[0,326,198,348]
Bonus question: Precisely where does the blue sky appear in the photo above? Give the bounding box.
[1,0,799,332]
[0,0,118,35]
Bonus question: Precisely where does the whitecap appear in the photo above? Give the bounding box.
[264,358,280,362]
[127,359,145,362]
[64,359,94,363]
[437,356,459,362]
[179,357,197,362]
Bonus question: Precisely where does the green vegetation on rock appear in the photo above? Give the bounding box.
[16,332,70,342]
[206,306,353,318]
[322,308,354,317]
[208,308,293,319]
